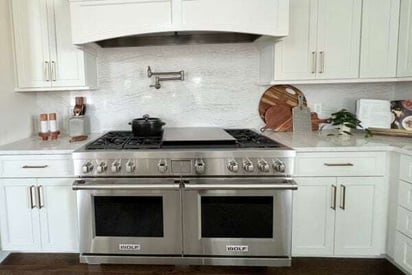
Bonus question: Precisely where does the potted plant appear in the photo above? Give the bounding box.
[327,109,371,138]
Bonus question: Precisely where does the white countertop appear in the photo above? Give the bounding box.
[0,131,411,155]
[263,130,412,155]
[0,134,101,155]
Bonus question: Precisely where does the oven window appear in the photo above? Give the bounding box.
[201,196,273,238]
[94,196,163,237]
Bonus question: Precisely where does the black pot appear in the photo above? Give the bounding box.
[129,114,166,136]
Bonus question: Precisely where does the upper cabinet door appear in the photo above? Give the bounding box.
[316,0,362,79]
[360,0,400,78]
[11,0,51,88]
[398,0,412,77]
[273,0,318,80]
[48,0,85,87]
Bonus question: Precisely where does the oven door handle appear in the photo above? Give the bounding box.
[72,180,181,191]
[183,181,298,190]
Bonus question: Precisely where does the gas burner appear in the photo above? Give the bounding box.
[224,129,282,148]
[86,131,163,150]
[85,128,284,150]
[124,136,162,149]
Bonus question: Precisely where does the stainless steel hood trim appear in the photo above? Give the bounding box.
[96,31,262,48]
[80,254,291,266]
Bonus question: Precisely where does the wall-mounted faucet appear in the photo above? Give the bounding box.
[147,66,184,89]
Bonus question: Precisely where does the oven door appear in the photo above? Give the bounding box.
[182,177,296,257]
[73,178,182,256]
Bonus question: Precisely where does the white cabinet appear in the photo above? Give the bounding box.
[268,0,361,82]
[333,177,384,256]
[11,0,97,91]
[393,154,412,273]
[360,0,400,78]
[69,0,288,44]
[0,154,78,252]
[0,178,78,252]
[292,152,387,257]
[292,178,335,256]
[398,0,412,77]
[0,179,41,251]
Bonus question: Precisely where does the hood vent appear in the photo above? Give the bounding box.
[96,32,261,48]
[69,0,288,47]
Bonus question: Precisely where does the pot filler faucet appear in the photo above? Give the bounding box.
[147,66,184,89]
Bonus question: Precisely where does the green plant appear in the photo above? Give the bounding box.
[328,109,372,138]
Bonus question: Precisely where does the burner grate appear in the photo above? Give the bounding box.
[85,131,162,150]
[85,129,284,150]
[224,129,283,148]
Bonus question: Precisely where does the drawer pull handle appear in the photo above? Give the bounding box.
[331,185,337,210]
[22,165,48,169]
[29,185,38,209]
[38,185,44,209]
[340,184,346,210]
[324,163,354,167]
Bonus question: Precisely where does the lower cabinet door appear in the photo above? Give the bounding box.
[395,232,412,274]
[0,179,41,251]
[292,177,336,256]
[37,178,78,252]
[334,177,384,256]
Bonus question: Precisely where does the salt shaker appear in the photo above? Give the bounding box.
[49,113,60,140]
[39,113,49,140]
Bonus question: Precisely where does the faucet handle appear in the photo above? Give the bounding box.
[150,76,161,89]
[147,66,153,78]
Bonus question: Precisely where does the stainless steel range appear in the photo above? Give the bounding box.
[72,127,297,266]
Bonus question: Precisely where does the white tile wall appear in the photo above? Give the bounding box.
[34,43,411,134]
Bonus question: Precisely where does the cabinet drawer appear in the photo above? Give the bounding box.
[394,232,412,274]
[400,154,412,183]
[399,180,412,212]
[0,155,73,177]
[398,207,412,239]
[295,152,385,176]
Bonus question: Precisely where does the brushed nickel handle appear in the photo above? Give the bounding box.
[38,185,44,209]
[44,61,50,81]
[340,184,346,210]
[72,181,181,191]
[51,61,56,81]
[29,185,37,209]
[319,51,325,73]
[324,163,354,167]
[22,165,48,169]
[183,182,298,190]
[331,185,337,210]
[312,51,317,74]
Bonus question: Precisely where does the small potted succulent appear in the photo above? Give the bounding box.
[327,109,371,138]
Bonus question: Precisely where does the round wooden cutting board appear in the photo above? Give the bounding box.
[258,85,307,123]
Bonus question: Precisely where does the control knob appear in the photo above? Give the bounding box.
[97,161,108,173]
[257,159,270,172]
[194,159,206,174]
[158,159,168,173]
[82,162,94,173]
[242,159,254,172]
[126,160,136,173]
[227,160,239,173]
[111,161,121,173]
[273,159,286,173]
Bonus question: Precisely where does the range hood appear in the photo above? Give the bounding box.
[69,0,289,47]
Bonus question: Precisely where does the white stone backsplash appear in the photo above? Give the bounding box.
[34,43,411,134]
